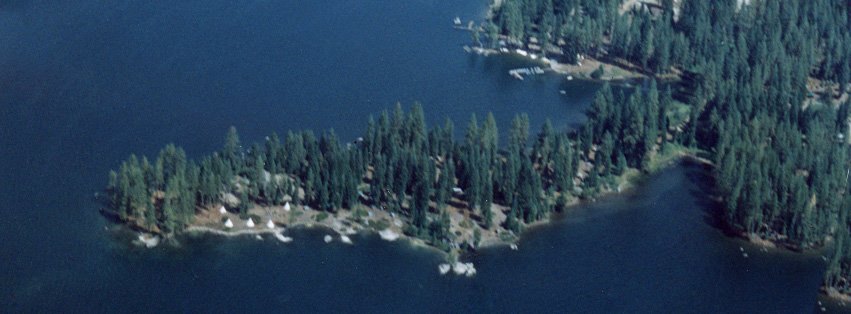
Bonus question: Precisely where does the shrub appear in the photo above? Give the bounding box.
[590,64,605,79]
[315,212,329,222]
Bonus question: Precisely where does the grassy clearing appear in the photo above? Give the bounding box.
[288,209,303,224]
[667,99,691,126]
[314,212,329,222]
[370,218,390,231]
[646,143,696,173]
[608,66,631,78]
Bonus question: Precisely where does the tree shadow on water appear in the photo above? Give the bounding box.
[680,158,738,237]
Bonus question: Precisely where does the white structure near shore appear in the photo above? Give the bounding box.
[246,218,255,228]
[224,218,234,229]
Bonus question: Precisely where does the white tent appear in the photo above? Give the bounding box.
[284,202,291,211]
[266,219,275,229]
[219,206,227,214]
[246,218,255,228]
[224,218,234,228]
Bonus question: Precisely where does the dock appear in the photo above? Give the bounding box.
[508,67,545,80]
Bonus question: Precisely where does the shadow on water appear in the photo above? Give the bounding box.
[678,158,734,237]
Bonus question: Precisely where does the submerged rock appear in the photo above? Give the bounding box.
[324,235,333,243]
[137,233,160,248]
[438,263,451,275]
[452,262,467,275]
[451,262,477,277]
[340,235,353,244]
[274,232,292,243]
[379,229,399,241]
[464,263,477,277]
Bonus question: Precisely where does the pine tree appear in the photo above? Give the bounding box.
[223,126,242,172]
[435,160,454,210]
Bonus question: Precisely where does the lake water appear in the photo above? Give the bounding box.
[0,0,836,312]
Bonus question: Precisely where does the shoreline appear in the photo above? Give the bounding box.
[163,152,708,257]
[185,225,286,237]
[176,202,457,256]
[825,287,851,305]
[462,45,661,84]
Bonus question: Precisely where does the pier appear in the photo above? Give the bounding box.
[508,67,545,80]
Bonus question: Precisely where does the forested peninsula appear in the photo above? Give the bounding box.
[104,82,674,254]
[482,0,851,300]
[103,0,851,297]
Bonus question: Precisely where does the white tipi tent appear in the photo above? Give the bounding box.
[219,206,227,214]
[284,202,291,211]
[246,218,255,228]
[224,218,234,228]
[266,219,275,229]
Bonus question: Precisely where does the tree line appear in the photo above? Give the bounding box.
[106,85,675,250]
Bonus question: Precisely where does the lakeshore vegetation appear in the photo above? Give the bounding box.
[487,0,851,298]
[104,0,851,298]
[105,80,672,251]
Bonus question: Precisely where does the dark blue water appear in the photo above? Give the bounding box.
[0,0,834,312]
